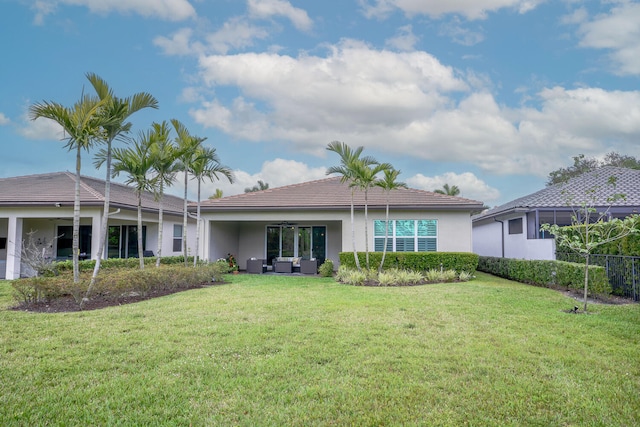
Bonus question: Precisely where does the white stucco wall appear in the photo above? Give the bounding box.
[472,219,504,257]
[473,214,556,260]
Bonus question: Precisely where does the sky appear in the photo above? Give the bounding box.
[1,0,639,206]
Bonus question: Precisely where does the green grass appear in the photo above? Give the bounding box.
[1,273,639,426]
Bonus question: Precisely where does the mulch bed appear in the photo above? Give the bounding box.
[10,282,226,313]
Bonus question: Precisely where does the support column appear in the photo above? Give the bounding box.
[6,216,24,279]
[90,212,102,260]
[201,219,211,262]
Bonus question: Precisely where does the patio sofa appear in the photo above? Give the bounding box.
[273,257,317,274]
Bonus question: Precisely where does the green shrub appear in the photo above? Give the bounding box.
[458,271,473,282]
[11,262,227,308]
[377,270,397,286]
[339,252,478,273]
[478,256,612,296]
[53,255,194,272]
[318,259,334,277]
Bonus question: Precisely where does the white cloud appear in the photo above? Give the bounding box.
[32,0,57,25]
[385,25,419,51]
[186,40,640,179]
[248,0,313,31]
[154,18,270,56]
[438,17,484,46]
[407,172,500,203]
[18,116,65,140]
[34,0,195,23]
[359,0,545,20]
[575,2,640,75]
[190,158,327,198]
[205,17,270,54]
[194,39,467,130]
[154,28,204,56]
[0,113,10,126]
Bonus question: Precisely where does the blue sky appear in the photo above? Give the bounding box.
[1,0,639,206]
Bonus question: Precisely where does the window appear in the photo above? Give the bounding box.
[266,225,326,264]
[508,218,523,234]
[374,219,437,252]
[56,225,92,259]
[173,224,182,252]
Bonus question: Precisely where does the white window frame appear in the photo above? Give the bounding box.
[373,219,438,252]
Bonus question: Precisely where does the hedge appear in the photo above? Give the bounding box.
[477,256,612,296]
[339,252,479,273]
[52,255,195,272]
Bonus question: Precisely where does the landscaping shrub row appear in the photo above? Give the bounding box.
[53,255,194,272]
[339,252,479,273]
[477,256,611,296]
[11,261,228,307]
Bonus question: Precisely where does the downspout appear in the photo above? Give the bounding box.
[494,218,505,258]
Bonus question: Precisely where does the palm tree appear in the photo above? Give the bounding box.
[209,189,224,199]
[189,146,234,266]
[87,73,158,283]
[244,180,269,193]
[29,93,107,284]
[375,169,407,272]
[326,141,378,271]
[146,121,179,267]
[434,183,460,196]
[110,131,157,270]
[350,160,393,270]
[171,119,205,266]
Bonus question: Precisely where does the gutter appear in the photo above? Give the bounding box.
[494,218,505,258]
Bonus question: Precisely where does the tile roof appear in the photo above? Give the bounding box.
[474,166,640,221]
[0,171,185,214]
[200,176,484,211]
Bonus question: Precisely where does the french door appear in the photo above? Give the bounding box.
[266,225,326,264]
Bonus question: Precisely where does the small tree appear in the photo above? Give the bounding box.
[19,230,60,277]
[541,175,638,311]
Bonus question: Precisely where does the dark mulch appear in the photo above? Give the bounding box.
[10,282,226,314]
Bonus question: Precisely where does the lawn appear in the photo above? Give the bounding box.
[1,272,639,426]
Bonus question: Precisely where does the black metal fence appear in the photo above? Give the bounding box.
[557,252,639,301]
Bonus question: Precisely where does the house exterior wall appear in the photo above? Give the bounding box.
[0,206,195,279]
[472,219,503,257]
[473,213,556,260]
[201,207,475,270]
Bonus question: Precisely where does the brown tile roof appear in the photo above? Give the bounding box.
[0,172,185,214]
[200,176,484,212]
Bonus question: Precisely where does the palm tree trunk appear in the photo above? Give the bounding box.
[88,139,112,295]
[183,172,189,267]
[379,195,390,273]
[137,193,144,270]
[364,189,370,270]
[194,179,201,267]
[156,181,164,268]
[73,146,81,284]
[350,188,361,271]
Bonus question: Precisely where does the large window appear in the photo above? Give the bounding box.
[57,225,92,259]
[103,225,146,258]
[266,225,326,264]
[374,219,437,252]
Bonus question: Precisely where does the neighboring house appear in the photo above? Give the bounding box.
[472,166,640,260]
[198,176,484,270]
[0,172,196,279]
